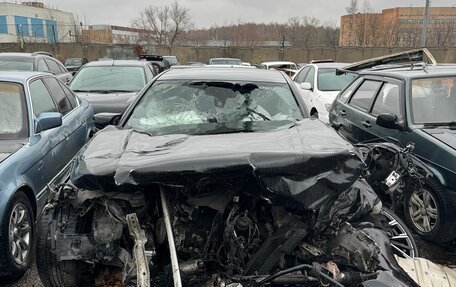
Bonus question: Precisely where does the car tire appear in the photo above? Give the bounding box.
[0,191,34,281]
[37,206,93,287]
[403,178,456,244]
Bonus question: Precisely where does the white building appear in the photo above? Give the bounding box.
[0,1,76,43]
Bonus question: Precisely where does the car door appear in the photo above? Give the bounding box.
[299,66,316,113]
[29,78,66,185]
[43,77,86,166]
[45,58,72,84]
[336,78,383,142]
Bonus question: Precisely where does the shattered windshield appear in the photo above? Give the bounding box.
[411,76,456,125]
[126,80,303,135]
[0,82,28,139]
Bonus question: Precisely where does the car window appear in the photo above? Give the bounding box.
[58,81,78,108]
[44,59,62,75]
[56,61,68,73]
[126,81,303,136]
[0,82,28,139]
[339,77,362,103]
[294,67,310,84]
[317,69,357,91]
[371,82,403,120]
[30,79,58,117]
[144,65,154,82]
[37,59,49,72]
[70,66,146,92]
[43,77,72,115]
[0,58,33,71]
[348,80,381,112]
[303,67,315,88]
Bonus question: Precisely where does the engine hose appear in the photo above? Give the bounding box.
[160,186,183,287]
[257,263,344,287]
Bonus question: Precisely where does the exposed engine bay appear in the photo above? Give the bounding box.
[41,181,418,287]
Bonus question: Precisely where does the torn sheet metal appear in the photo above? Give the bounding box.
[72,119,365,212]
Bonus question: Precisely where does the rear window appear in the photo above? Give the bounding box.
[0,58,33,71]
[317,68,357,91]
[70,66,146,93]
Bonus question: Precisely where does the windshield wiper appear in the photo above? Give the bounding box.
[73,89,136,93]
[424,121,456,127]
[246,107,271,121]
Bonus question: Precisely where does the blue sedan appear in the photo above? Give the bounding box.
[0,72,94,280]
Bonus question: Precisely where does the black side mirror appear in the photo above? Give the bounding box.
[376,113,400,130]
[94,112,122,129]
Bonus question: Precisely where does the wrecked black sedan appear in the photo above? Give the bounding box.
[37,67,418,287]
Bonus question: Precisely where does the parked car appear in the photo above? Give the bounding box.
[139,54,170,73]
[207,57,242,65]
[260,61,298,77]
[329,49,456,243]
[37,67,419,287]
[163,55,180,67]
[0,71,94,280]
[69,60,156,115]
[292,62,357,123]
[64,57,88,75]
[0,52,73,84]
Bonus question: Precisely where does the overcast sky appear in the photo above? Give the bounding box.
[44,0,456,28]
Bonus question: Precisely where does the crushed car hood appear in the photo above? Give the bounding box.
[72,119,365,210]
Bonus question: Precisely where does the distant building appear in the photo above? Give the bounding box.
[340,7,456,47]
[82,25,147,44]
[0,1,76,43]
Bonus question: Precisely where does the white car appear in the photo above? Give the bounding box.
[292,62,356,123]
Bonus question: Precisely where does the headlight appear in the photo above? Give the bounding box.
[325,103,332,112]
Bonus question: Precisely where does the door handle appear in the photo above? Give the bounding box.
[339,110,347,116]
[361,120,372,128]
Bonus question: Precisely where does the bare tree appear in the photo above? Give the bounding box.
[133,1,192,46]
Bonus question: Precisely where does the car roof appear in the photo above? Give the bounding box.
[0,71,47,84]
[157,67,288,83]
[84,60,149,67]
[209,58,241,61]
[360,66,456,79]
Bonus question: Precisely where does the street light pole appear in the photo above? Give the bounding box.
[420,0,430,47]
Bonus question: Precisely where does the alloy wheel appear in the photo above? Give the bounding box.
[8,203,31,265]
[381,209,417,259]
[408,188,438,233]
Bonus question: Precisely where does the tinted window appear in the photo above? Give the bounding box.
[339,77,362,103]
[349,80,381,112]
[371,83,402,120]
[58,81,78,108]
[294,67,310,84]
[37,59,49,72]
[45,59,62,75]
[0,82,28,139]
[30,79,57,117]
[43,77,72,115]
[303,67,315,88]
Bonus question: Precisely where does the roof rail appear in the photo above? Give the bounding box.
[337,48,437,75]
[32,51,53,57]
